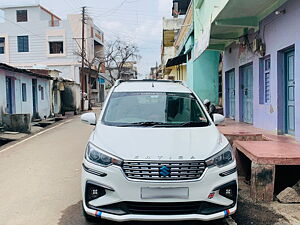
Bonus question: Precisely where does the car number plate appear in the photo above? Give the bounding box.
[141,187,189,199]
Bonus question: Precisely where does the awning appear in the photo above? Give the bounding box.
[166,54,186,67]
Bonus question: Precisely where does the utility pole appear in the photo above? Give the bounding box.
[81,6,87,111]
[81,6,86,69]
[155,61,158,79]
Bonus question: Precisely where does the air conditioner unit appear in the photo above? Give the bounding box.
[253,38,266,56]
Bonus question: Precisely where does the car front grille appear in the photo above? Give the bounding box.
[122,160,206,180]
[126,201,200,215]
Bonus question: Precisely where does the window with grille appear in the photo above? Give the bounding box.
[264,57,271,103]
[16,10,27,22]
[49,41,63,54]
[17,36,29,52]
[41,86,44,100]
[259,56,271,104]
[22,83,27,102]
[0,37,4,54]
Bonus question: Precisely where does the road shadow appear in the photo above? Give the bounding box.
[58,201,227,225]
[232,198,287,225]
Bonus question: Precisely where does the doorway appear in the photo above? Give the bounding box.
[284,50,295,135]
[32,79,38,118]
[5,77,15,114]
[225,69,235,119]
[240,64,253,124]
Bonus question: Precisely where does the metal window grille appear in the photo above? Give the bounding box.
[264,57,271,103]
[0,37,4,54]
[22,83,27,102]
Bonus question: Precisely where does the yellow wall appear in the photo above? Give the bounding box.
[167,65,187,81]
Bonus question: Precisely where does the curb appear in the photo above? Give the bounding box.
[0,116,76,153]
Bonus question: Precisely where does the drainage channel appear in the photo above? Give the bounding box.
[0,138,14,147]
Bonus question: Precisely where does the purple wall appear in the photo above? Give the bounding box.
[223,0,300,141]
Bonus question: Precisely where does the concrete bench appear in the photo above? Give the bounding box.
[233,140,300,202]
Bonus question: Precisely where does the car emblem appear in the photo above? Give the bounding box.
[159,165,171,177]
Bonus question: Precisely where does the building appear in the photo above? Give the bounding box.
[172,0,192,17]
[162,1,220,105]
[28,68,81,115]
[188,0,300,140]
[161,17,184,80]
[149,65,162,79]
[0,63,51,123]
[221,0,299,140]
[106,61,138,82]
[0,4,105,109]
[165,2,193,82]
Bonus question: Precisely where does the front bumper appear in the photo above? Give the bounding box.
[81,160,238,222]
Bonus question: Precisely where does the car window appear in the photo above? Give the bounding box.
[102,92,209,127]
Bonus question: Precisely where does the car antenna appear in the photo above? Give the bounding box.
[152,82,154,88]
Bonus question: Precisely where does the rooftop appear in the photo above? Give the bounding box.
[0,63,52,80]
[0,4,39,9]
[0,4,61,20]
[114,80,191,93]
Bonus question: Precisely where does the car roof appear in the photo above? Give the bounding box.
[113,80,192,93]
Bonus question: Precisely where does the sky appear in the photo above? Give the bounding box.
[1,0,173,76]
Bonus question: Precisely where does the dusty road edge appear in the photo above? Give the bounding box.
[0,117,75,153]
[226,216,238,225]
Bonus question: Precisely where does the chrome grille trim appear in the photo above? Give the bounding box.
[122,160,207,180]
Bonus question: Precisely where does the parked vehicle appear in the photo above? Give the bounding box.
[81,80,237,223]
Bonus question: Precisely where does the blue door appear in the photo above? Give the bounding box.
[32,79,38,118]
[241,64,253,124]
[226,70,235,119]
[285,50,295,135]
[5,77,14,114]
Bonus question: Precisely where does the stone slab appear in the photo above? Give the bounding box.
[276,187,300,203]
[234,141,300,165]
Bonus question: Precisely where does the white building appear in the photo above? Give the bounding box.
[0,63,51,122]
[0,4,105,105]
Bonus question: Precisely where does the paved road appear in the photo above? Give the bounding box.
[0,113,228,225]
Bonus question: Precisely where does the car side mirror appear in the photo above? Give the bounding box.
[81,112,97,126]
[213,114,225,125]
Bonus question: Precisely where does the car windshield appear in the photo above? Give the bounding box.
[102,92,210,127]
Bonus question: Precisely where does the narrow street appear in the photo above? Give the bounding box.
[0,115,94,225]
[0,112,227,225]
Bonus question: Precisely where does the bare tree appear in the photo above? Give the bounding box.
[105,39,140,84]
[74,40,105,109]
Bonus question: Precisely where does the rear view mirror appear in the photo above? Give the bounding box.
[81,112,97,126]
[213,114,225,125]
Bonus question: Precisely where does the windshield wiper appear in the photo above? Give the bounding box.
[176,121,209,127]
[120,121,167,127]
[118,121,208,127]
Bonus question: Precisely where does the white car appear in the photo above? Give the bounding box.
[81,80,237,223]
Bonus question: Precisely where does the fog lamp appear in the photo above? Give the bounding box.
[219,184,237,201]
[86,183,106,202]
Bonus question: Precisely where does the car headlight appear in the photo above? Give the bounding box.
[205,144,234,168]
[86,142,123,167]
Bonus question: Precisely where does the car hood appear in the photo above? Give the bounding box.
[90,124,227,161]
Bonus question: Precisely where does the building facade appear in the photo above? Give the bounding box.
[0,63,51,122]
[222,0,300,140]
[0,4,105,108]
[161,17,184,80]
[162,0,221,104]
